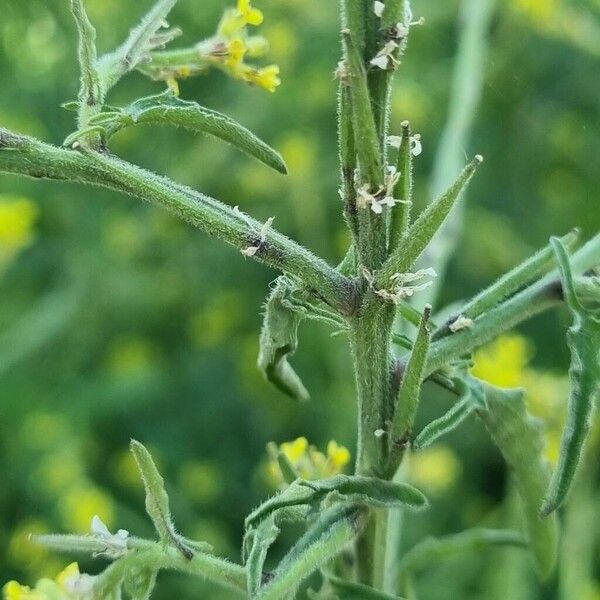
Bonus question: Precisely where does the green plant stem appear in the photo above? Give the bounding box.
[115,540,247,593]
[0,129,353,314]
[425,234,600,375]
[349,294,396,586]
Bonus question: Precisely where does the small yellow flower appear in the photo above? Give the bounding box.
[241,64,281,92]
[3,581,32,600]
[327,441,351,470]
[227,38,247,67]
[238,0,264,26]
[409,446,462,493]
[281,437,309,463]
[55,563,79,591]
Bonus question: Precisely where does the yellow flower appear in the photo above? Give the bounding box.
[471,334,532,388]
[3,581,34,600]
[266,437,351,488]
[226,38,247,68]
[58,485,115,533]
[240,64,281,92]
[238,0,264,26]
[218,1,263,37]
[55,563,79,591]
[281,437,309,463]
[327,441,351,470]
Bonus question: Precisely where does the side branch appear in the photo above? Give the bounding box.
[0,129,353,313]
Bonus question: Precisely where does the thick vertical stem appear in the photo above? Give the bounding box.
[350,294,396,585]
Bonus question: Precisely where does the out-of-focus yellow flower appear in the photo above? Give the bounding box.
[2,581,39,600]
[0,196,38,270]
[189,291,243,348]
[3,562,85,600]
[471,334,532,388]
[35,450,84,494]
[239,64,281,92]
[327,441,351,470]
[219,0,263,37]
[266,437,351,488]
[245,36,270,58]
[58,485,114,534]
[409,445,462,494]
[261,23,298,62]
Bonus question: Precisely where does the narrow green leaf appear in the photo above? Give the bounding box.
[413,378,485,449]
[300,475,428,510]
[390,121,413,249]
[130,439,193,559]
[541,237,600,516]
[398,528,526,574]
[379,155,483,283]
[88,92,287,173]
[123,567,158,600]
[329,575,407,600]
[258,504,366,600]
[245,481,315,530]
[477,384,558,579]
[99,0,180,89]
[258,278,309,401]
[246,518,280,598]
[390,305,432,465]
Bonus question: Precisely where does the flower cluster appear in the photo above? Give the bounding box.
[208,0,281,92]
[266,437,351,488]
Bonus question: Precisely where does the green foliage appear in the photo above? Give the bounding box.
[0,0,599,598]
[477,384,558,578]
[541,237,600,515]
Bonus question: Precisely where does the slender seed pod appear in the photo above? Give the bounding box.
[541,237,600,516]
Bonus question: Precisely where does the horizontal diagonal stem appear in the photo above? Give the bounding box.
[0,129,353,313]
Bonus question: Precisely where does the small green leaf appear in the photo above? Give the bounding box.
[123,567,158,600]
[246,517,280,598]
[258,277,309,401]
[390,305,432,469]
[329,575,407,600]
[259,504,366,600]
[413,378,484,449]
[477,384,558,579]
[380,155,482,282]
[130,439,193,559]
[300,475,428,510]
[89,92,288,174]
[541,237,600,516]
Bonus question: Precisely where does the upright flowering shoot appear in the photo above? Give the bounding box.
[141,0,281,93]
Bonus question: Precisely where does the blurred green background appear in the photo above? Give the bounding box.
[0,0,598,598]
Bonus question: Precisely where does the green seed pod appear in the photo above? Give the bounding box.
[541,237,600,516]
